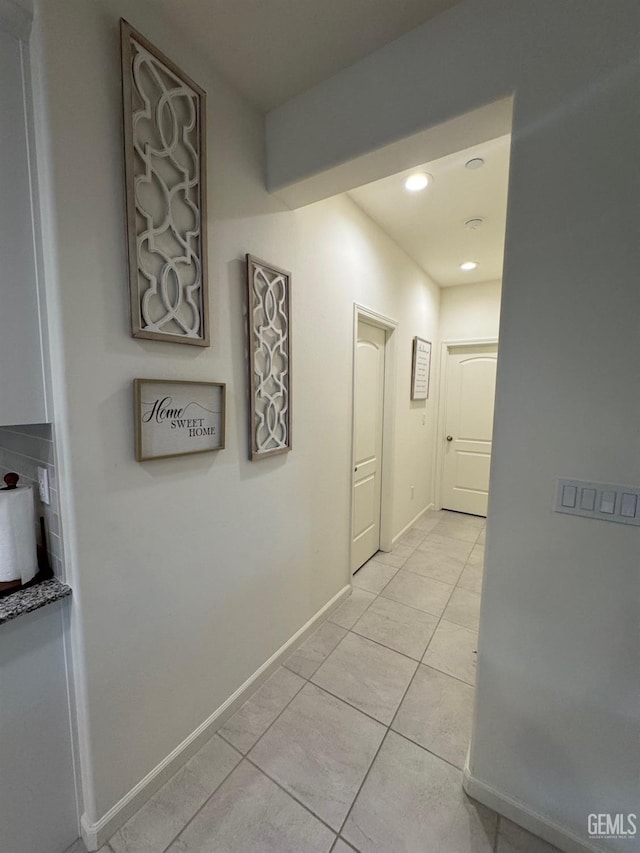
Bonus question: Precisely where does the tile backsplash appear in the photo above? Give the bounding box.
[0,424,63,579]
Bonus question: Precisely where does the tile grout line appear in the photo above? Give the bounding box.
[156,738,244,853]
[416,519,483,666]
[224,655,464,844]
[244,754,339,838]
[334,727,392,841]
[390,559,466,588]
[216,728,242,754]
[151,512,485,853]
[379,519,479,739]
[417,559,466,665]
[409,518,491,825]
[348,622,429,663]
[208,665,353,842]
[350,519,482,661]
[328,594,377,631]
[419,659,476,689]
[356,556,405,572]
[307,678,406,730]
[378,578,456,616]
[388,635,433,733]
[312,513,484,846]
[216,621,407,838]
[388,727,470,774]
[270,515,483,837]
[347,611,476,687]
[332,527,461,842]
[386,530,477,582]
[352,563,402,596]
[434,612,481,634]
[282,618,351,681]
[369,517,482,763]
[397,516,486,774]
[347,596,478,677]
[377,579,453,615]
[158,666,310,852]
[219,671,308,759]
[336,838,358,853]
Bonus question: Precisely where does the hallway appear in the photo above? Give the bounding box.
[80,510,560,853]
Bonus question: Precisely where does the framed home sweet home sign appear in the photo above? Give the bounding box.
[134,379,225,461]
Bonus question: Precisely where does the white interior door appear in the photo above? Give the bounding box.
[351,319,386,572]
[441,343,497,517]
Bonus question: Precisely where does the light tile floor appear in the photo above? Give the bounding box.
[66,510,561,853]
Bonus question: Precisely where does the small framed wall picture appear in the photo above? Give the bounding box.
[411,336,432,400]
[134,379,225,461]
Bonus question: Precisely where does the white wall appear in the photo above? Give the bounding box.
[31,0,439,833]
[265,1,640,850]
[439,280,501,342]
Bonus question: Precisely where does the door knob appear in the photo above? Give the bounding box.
[446,435,453,442]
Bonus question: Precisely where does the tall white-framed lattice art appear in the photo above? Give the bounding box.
[121,20,209,346]
[246,255,292,460]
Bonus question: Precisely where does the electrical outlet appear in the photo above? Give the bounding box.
[37,467,50,505]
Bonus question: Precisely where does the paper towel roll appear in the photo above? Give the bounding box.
[0,485,38,584]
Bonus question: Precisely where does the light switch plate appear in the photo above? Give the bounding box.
[556,479,640,526]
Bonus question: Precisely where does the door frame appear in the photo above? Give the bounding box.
[350,304,398,575]
[434,337,499,512]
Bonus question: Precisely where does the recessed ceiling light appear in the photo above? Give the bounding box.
[460,261,478,271]
[465,157,484,170]
[404,172,431,192]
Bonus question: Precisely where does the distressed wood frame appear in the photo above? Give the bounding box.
[246,255,292,460]
[134,378,225,461]
[121,20,209,346]
[411,336,432,400]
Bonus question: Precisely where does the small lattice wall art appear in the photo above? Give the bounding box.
[121,20,209,346]
[246,255,292,460]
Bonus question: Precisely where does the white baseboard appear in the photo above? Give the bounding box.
[462,764,608,853]
[81,584,351,851]
[389,502,434,547]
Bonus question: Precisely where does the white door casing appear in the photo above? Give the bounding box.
[441,343,497,516]
[351,319,386,571]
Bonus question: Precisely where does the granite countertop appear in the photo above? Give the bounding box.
[0,578,72,626]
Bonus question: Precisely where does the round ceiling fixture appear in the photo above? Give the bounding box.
[465,217,484,230]
[465,157,485,170]
[460,261,478,271]
[404,172,431,192]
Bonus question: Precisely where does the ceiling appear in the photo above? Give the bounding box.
[348,134,511,287]
[148,0,463,111]
[145,1,508,288]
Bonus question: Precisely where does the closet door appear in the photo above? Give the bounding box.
[441,344,497,516]
[351,319,386,572]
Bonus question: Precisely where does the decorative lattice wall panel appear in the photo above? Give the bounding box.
[246,255,292,460]
[121,20,209,346]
